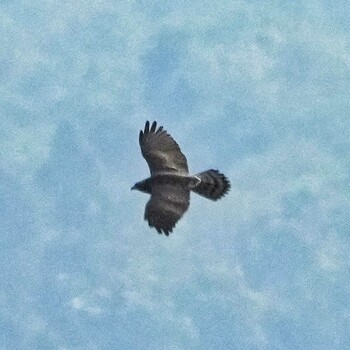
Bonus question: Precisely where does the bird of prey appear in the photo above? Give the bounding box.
[132,121,230,235]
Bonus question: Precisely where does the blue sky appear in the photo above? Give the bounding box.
[1,1,350,349]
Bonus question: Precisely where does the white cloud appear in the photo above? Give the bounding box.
[316,233,345,272]
[2,0,350,348]
[69,296,103,315]
[0,123,56,176]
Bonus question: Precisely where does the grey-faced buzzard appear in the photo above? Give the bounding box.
[132,121,230,235]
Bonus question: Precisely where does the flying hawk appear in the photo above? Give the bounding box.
[132,121,230,235]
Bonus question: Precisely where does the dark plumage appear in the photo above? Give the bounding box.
[132,121,230,235]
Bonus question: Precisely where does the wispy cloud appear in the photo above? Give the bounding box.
[1,0,350,349]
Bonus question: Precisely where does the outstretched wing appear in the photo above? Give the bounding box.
[139,121,188,175]
[144,181,190,235]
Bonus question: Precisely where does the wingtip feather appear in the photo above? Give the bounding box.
[151,121,157,132]
[145,121,150,133]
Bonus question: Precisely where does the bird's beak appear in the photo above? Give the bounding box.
[131,185,136,190]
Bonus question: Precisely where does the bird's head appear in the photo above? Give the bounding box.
[131,179,151,194]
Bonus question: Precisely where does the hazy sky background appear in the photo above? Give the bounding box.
[1,1,350,349]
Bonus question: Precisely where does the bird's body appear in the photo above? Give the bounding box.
[133,173,200,194]
[132,121,230,235]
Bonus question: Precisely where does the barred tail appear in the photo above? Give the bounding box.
[192,169,230,201]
